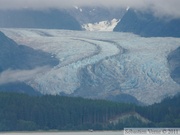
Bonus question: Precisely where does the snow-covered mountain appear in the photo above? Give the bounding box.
[82,19,119,31]
[67,6,126,31]
[1,28,180,105]
[0,7,125,31]
[68,6,125,24]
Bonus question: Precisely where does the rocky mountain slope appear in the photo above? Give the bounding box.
[0,31,59,94]
[68,6,125,25]
[168,47,180,84]
[67,6,126,31]
[114,9,180,37]
[0,31,58,71]
[0,9,81,30]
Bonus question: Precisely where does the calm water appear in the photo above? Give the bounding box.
[0,131,124,135]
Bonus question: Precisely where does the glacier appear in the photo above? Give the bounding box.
[1,28,180,105]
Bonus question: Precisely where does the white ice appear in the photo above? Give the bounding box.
[1,28,180,104]
[82,19,119,31]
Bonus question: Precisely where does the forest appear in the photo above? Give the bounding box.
[0,92,179,131]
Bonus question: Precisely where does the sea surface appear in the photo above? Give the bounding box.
[0,131,124,135]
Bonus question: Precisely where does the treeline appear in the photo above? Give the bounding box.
[136,94,180,127]
[0,92,135,131]
[0,92,179,131]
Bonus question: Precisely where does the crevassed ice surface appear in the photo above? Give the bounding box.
[1,28,180,105]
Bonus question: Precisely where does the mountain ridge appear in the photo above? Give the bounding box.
[114,9,180,37]
[0,9,81,30]
[0,31,59,94]
[0,31,59,72]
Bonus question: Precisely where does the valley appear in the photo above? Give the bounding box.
[1,28,180,105]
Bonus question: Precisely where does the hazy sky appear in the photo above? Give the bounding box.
[0,0,180,18]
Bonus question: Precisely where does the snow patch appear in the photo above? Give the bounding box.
[82,19,119,31]
[74,6,78,10]
[74,5,83,12]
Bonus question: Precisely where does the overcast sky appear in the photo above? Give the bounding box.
[0,0,180,18]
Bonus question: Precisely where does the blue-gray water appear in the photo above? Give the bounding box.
[0,131,124,135]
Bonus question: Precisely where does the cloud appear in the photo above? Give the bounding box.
[0,0,179,18]
[0,0,148,9]
[0,66,50,85]
[147,0,180,19]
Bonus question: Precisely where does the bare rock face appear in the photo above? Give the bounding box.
[0,31,59,95]
[0,9,81,30]
[114,9,180,37]
[168,47,180,84]
[0,31,59,72]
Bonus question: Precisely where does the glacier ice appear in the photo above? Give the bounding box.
[1,28,180,105]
